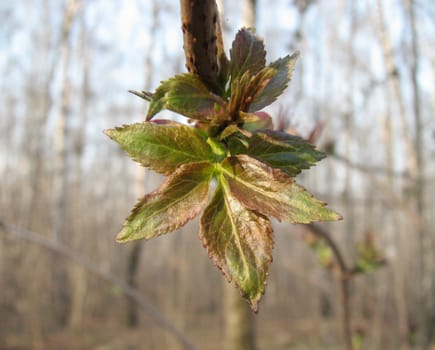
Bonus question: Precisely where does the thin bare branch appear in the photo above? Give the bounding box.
[330,153,414,181]
[0,222,197,350]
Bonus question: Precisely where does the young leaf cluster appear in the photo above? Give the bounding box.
[105,28,341,311]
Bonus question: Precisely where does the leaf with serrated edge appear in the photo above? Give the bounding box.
[128,89,152,101]
[219,125,252,140]
[222,155,342,223]
[104,122,214,175]
[230,28,266,81]
[239,111,273,132]
[231,129,325,177]
[249,52,299,112]
[200,176,273,312]
[228,67,275,116]
[117,162,213,242]
[147,73,225,120]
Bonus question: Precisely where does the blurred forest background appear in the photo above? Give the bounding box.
[0,0,434,349]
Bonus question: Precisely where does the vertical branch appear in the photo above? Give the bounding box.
[180,0,219,91]
[126,0,160,328]
[126,240,143,326]
[343,1,355,253]
[375,0,417,175]
[242,0,256,28]
[52,0,80,327]
[225,283,257,350]
[406,0,428,347]
[68,4,89,329]
[374,2,410,345]
[53,0,80,241]
[22,0,58,230]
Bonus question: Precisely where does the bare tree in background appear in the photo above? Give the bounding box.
[405,0,432,347]
[68,5,90,328]
[52,0,80,242]
[126,0,160,328]
[222,1,258,349]
[375,1,413,346]
[342,1,356,254]
[21,2,59,231]
[1,1,434,349]
[51,0,81,326]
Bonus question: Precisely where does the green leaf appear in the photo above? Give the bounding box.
[232,130,326,177]
[226,133,250,150]
[128,89,153,101]
[219,124,244,140]
[230,28,266,80]
[104,122,214,175]
[222,155,342,223]
[249,52,299,112]
[117,162,213,242]
[228,67,275,115]
[354,234,386,274]
[146,73,225,120]
[206,137,227,162]
[304,234,334,268]
[239,111,273,132]
[219,124,252,141]
[200,177,273,312]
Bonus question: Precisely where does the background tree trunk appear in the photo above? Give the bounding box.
[1,1,434,348]
[20,1,58,346]
[225,283,257,350]
[224,1,258,349]
[406,0,430,347]
[68,7,89,329]
[125,0,159,328]
[375,1,409,346]
[52,0,80,326]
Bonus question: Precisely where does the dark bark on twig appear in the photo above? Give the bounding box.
[0,223,197,350]
[305,224,354,350]
[180,0,220,91]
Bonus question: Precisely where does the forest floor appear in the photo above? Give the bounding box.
[1,316,345,350]
[3,313,431,350]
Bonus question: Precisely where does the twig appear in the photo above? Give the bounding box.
[0,222,197,350]
[180,0,220,92]
[331,152,414,181]
[304,223,354,350]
